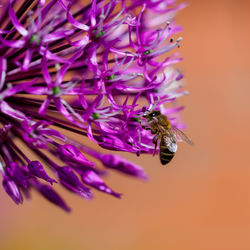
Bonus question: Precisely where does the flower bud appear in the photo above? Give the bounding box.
[57,144,94,167]
[2,176,23,205]
[28,161,56,185]
[39,184,71,212]
[6,162,28,188]
[82,170,121,198]
[100,154,147,180]
[57,166,92,199]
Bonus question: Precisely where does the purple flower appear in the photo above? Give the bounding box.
[0,0,188,211]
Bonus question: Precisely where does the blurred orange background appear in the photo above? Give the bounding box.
[1,0,250,249]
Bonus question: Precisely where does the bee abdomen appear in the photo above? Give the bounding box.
[160,141,175,165]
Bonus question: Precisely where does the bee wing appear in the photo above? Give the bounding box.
[171,126,194,146]
[162,133,178,153]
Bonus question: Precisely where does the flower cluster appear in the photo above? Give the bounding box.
[0,0,187,211]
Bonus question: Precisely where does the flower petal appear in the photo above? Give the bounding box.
[8,3,28,36]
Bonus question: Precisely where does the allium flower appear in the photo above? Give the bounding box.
[0,0,188,211]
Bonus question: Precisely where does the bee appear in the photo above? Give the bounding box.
[142,110,193,165]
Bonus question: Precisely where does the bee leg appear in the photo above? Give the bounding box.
[152,135,159,156]
[142,126,157,136]
[151,128,157,134]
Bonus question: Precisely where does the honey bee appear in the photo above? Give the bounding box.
[142,110,193,165]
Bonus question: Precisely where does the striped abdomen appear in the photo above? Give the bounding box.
[159,134,177,165]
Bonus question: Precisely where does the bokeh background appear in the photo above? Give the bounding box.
[1,0,250,249]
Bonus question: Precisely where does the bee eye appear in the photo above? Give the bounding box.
[149,111,160,118]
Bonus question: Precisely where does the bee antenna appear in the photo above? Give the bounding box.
[148,96,161,112]
[148,103,153,112]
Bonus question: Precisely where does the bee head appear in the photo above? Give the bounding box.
[143,110,161,120]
